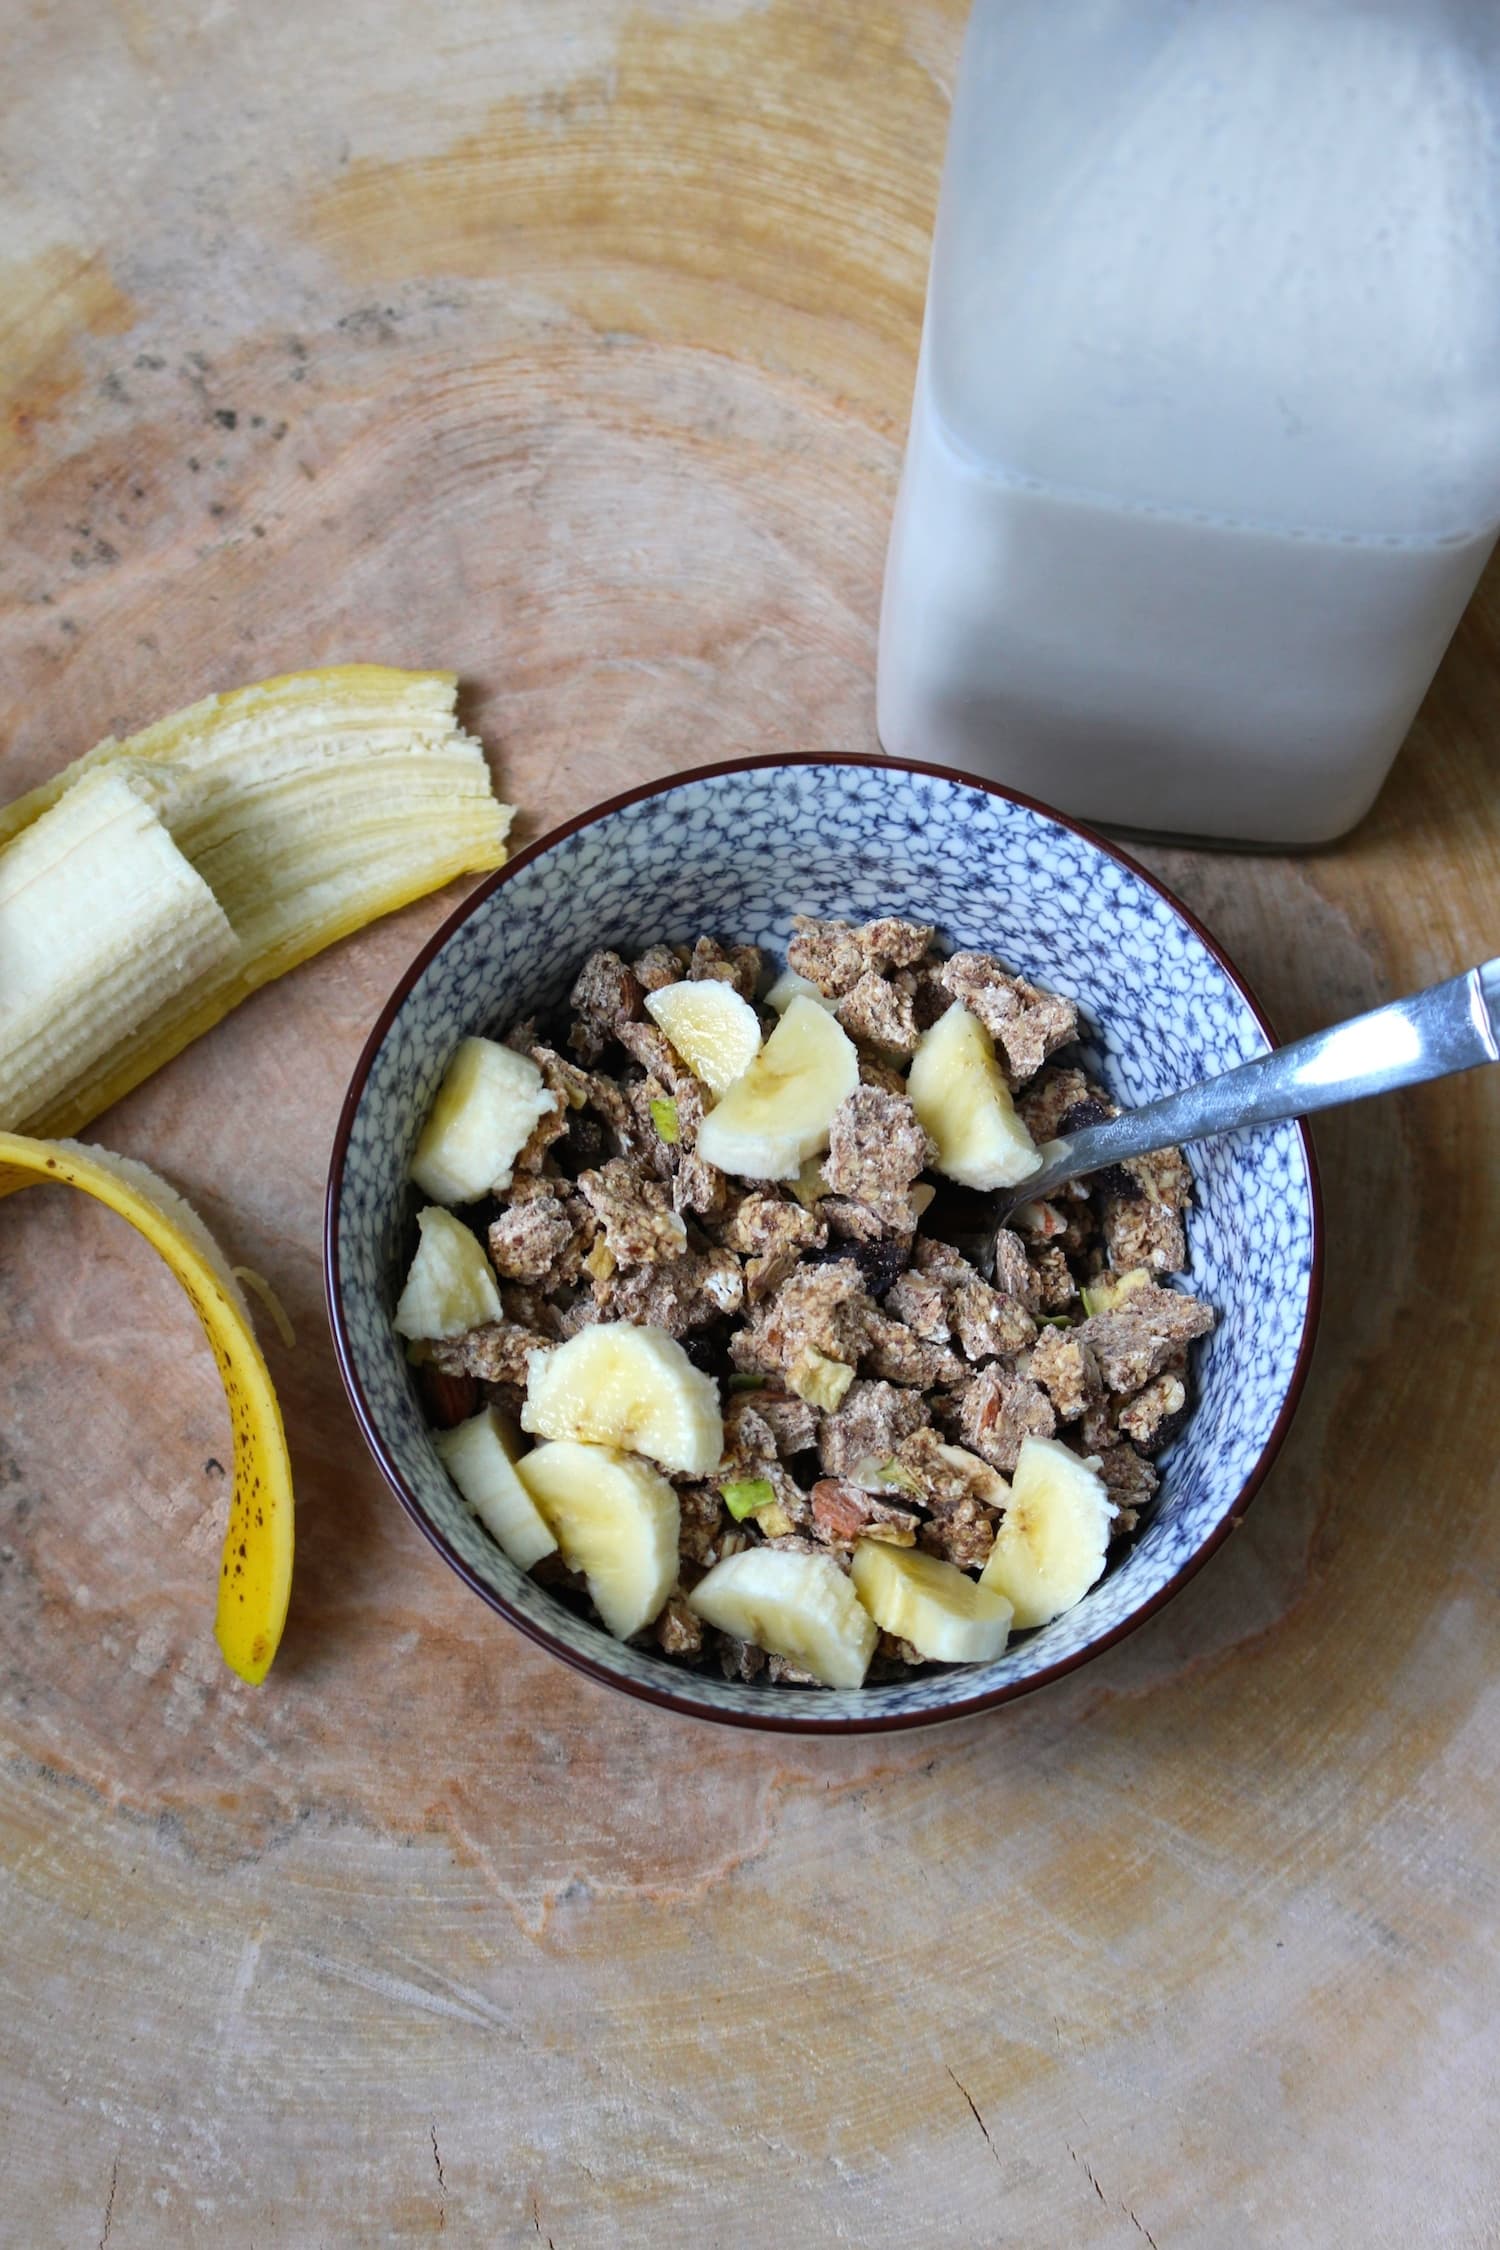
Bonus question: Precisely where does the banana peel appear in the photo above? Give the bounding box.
[0,1133,293,1684]
[0,665,512,1139]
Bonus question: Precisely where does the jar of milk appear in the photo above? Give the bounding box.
[877,0,1500,845]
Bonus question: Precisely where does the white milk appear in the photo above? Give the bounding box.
[877,0,1500,844]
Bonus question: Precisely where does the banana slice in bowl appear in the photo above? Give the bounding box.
[435,1406,557,1571]
[645,980,762,1096]
[979,1438,1114,1629]
[515,1439,679,1640]
[851,1541,1013,1665]
[393,1206,504,1340]
[520,1321,723,1478]
[687,1547,878,1689]
[696,996,858,1180]
[908,1001,1041,1191]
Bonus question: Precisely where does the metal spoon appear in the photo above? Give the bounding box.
[986,957,1500,1262]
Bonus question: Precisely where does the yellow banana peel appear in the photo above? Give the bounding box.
[0,664,512,1139]
[0,1133,293,1684]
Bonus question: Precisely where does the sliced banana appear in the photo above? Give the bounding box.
[410,1037,559,1204]
[645,979,762,1097]
[393,1206,503,1339]
[687,1546,877,1688]
[851,1540,1012,1664]
[435,1405,557,1570]
[978,1435,1113,1628]
[514,1439,679,1639]
[765,967,839,1016]
[908,1001,1041,1191]
[696,995,858,1181]
[519,1320,723,1477]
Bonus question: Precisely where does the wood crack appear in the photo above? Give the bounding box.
[100,2153,119,2249]
[1067,2145,1160,2248]
[946,2066,1001,2170]
[430,2122,446,2228]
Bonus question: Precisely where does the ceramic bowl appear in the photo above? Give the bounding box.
[325,756,1321,1733]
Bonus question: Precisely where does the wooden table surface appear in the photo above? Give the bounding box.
[3,5,1497,2243]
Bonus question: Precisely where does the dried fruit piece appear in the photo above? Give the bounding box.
[720,1476,778,1521]
[1079,1266,1153,1317]
[786,1346,856,1411]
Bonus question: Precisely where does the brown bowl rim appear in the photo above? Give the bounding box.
[324,752,1324,1735]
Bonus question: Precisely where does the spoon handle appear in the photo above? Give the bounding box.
[1013,958,1500,1211]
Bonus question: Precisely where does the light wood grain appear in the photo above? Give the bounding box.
[2,4,1497,2244]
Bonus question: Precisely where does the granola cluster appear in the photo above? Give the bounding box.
[418,919,1214,1684]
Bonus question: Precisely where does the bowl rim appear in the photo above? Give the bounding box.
[324,752,1324,1735]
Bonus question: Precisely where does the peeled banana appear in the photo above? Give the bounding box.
[0,667,511,1139]
[908,1001,1041,1191]
[514,1438,680,1638]
[0,1132,293,1685]
[0,771,240,1138]
[696,995,858,1180]
[850,1540,1012,1664]
[520,1321,723,1477]
[645,979,762,1096]
[979,1436,1113,1628]
[687,1545,877,1687]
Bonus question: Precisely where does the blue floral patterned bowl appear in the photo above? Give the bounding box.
[325,757,1321,1733]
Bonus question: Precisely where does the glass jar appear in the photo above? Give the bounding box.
[877,0,1500,844]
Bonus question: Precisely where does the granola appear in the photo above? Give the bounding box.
[577,1158,689,1269]
[836,970,921,1058]
[404,919,1216,1688]
[817,1377,932,1476]
[956,1365,1058,1475]
[822,1085,935,1220]
[487,1193,582,1285]
[940,954,1079,1080]
[1027,1326,1103,1421]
